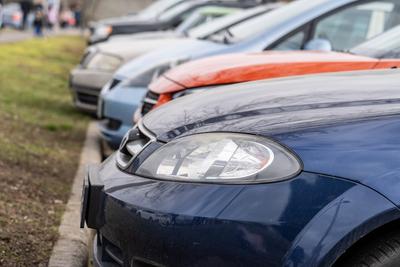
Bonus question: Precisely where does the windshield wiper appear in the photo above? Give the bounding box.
[223,29,234,44]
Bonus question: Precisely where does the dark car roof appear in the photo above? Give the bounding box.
[143,69,400,141]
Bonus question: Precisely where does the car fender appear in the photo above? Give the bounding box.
[282,182,400,267]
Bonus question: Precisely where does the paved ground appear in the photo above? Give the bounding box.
[48,122,101,267]
[0,28,84,43]
[0,29,32,43]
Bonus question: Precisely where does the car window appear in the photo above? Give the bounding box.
[350,24,400,58]
[220,0,327,44]
[272,30,306,50]
[313,0,400,51]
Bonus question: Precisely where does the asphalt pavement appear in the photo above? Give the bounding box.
[0,28,84,43]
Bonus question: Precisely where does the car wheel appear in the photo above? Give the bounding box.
[336,229,400,267]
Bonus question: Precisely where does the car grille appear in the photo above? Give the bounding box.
[141,91,159,116]
[99,235,124,266]
[116,124,154,169]
[76,92,98,106]
[98,234,165,267]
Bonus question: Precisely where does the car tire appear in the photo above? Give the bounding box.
[336,229,400,267]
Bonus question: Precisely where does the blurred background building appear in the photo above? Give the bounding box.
[83,0,153,22]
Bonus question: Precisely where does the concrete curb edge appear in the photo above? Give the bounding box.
[48,122,101,267]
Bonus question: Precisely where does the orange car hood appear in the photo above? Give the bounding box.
[150,51,379,94]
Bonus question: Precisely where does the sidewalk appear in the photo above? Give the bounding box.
[0,28,84,43]
[0,29,32,43]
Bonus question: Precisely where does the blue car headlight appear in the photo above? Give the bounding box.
[136,133,302,184]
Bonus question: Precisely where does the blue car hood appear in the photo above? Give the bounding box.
[114,38,227,80]
[143,70,400,205]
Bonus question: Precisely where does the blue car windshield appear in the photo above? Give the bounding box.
[350,24,400,58]
[204,0,328,44]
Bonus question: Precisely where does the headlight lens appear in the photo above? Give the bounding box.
[136,133,301,184]
[94,25,113,37]
[86,53,122,72]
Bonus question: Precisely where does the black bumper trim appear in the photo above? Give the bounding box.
[81,165,105,229]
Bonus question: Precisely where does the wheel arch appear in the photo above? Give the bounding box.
[333,218,400,266]
[282,183,400,267]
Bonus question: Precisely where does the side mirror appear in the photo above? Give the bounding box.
[304,39,332,52]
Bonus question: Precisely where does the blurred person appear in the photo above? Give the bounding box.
[20,0,33,30]
[47,4,58,29]
[60,7,75,28]
[70,2,81,28]
[33,0,44,36]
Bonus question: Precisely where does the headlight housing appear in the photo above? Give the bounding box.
[94,25,113,38]
[86,52,122,72]
[135,133,301,184]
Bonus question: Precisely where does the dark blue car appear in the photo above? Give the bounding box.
[82,69,400,267]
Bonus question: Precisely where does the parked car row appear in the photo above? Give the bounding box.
[78,0,400,266]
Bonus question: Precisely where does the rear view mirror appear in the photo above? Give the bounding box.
[304,39,332,52]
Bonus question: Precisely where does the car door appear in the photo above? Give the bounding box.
[269,0,400,52]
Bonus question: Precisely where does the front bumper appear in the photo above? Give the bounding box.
[98,86,147,150]
[82,155,399,267]
[69,67,113,113]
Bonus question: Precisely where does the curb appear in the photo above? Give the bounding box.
[48,122,101,267]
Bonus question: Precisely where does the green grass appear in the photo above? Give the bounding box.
[0,36,88,266]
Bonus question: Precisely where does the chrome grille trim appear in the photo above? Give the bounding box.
[116,121,156,170]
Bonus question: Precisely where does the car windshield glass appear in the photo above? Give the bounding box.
[206,0,327,44]
[175,7,237,35]
[176,12,205,34]
[138,0,184,19]
[350,25,400,58]
[188,5,269,39]
[158,1,196,21]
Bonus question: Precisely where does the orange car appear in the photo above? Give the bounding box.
[135,26,400,122]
